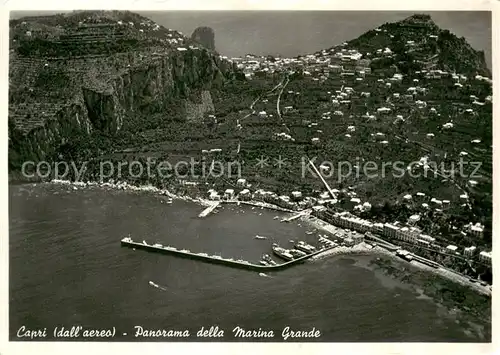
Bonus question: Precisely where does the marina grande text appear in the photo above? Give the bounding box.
[16,325,321,340]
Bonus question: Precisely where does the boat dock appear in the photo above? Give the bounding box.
[281,209,312,222]
[120,237,336,272]
[198,202,220,218]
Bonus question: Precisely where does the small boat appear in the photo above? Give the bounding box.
[262,254,277,265]
[180,249,190,253]
[295,241,317,253]
[153,243,163,248]
[142,240,148,245]
[305,231,314,235]
[273,216,280,220]
[255,235,267,240]
[260,260,270,265]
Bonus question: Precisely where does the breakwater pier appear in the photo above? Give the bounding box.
[198,202,220,218]
[120,237,335,272]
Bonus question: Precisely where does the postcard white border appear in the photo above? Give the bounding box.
[0,1,497,355]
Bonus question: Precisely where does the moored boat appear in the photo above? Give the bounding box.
[289,249,307,258]
[295,241,316,253]
[262,254,277,265]
[272,243,294,261]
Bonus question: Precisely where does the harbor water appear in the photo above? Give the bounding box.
[9,183,490,342]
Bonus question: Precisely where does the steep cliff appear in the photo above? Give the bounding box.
[8,11,233,169]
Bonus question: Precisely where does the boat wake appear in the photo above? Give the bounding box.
[149,281,168,291]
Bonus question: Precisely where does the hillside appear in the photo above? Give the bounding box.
[9,12,492,250]
[8,10,236,167]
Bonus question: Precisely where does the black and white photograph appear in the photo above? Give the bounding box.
[4,2,494,349]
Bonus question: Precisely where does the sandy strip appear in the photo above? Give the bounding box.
[311,242,374,260]
[303,214,343,235]
[50,179,215,207]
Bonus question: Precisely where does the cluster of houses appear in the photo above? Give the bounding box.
[202,21,493,267]
[207,183,322,211]
[224,45,372,81]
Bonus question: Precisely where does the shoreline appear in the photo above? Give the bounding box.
[24,179,492,296]
[304,215,491,297]
[49,179,217,207]
[47,179,296,212]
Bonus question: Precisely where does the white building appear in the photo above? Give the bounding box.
[479,251,492,264]
[237,178,247,187]
[377,107,391,114]
[223,189,235,200]
[464,246,476,258]
[469,223,484,238]
[238,189,251,200]
[208,190,221,201]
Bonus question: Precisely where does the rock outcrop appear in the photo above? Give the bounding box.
[191,26,216,51]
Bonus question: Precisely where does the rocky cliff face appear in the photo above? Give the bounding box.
[8,11,232,169]
[191,26,216,51]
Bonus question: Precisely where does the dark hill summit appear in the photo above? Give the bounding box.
[339,14,490,77]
